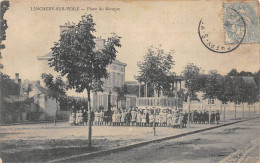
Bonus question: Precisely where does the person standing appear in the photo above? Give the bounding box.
[120,109,126,126]
[136,110,142,127]
[146,111,150,127]
[116,108,121,126]
[159,109,164,127]
[100,109,104,126]
[112,110,117,126]
[141,112,146,126]
[149,109,154,127]
[90,110,95,125]
[210,111,215,124]
[183,111,188,128]
[94,111,99,126]
[82,108,88,126]
[75,110,80,125]
[167,110,172,127]
[178,112,184,128]
[216,110,220,124]
[69,111,76,126]
[78,109,83,125]
[131,108,137,126]
[126,109,131,126]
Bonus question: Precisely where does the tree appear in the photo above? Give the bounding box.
[41,73,66,125]
[48,14,121,147]
[113,84,128,108]
[181,63,205,127]
[137,46,175,98]
[203,70,222,100]
[137,46,175,135]
[0,73,20,97]
[253,70,260,89]
[182,63,205,101]
[0,0,10,112]
[216,76,234,120]
[0,0,9,70]
[227,69,239,76]
[203,70,222,122]
[243,82,258,116]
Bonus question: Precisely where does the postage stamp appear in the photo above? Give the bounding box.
[224,1,259,44]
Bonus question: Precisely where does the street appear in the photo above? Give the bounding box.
[79,118,259,163]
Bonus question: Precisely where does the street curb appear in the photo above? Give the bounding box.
[48,117,259,163]
[0,120,68,126]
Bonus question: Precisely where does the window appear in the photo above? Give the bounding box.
[112,72,115,87]
[208,99,214,104]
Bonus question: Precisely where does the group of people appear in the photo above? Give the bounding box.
[189,110,221,124]
[69,106,221,128]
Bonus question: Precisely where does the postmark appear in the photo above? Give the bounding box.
[224,1,259,44]
[198,7,246,53]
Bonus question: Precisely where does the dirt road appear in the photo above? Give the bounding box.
[79,118,259,163]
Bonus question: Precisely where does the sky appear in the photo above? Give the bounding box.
[1,0,259,82]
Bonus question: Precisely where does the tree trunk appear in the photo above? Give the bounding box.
[153,89,160,136]
[0,74,2,121]
[87,90,92,147]
[188,92,191,128]
[54,99,58,126]
[235,104,236,120]
[224,105,226,121]
[234,104,236,120]
[242,103,244,118]
[249,104,250,117]
[153,108,156,136]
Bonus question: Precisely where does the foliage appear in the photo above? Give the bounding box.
[216,76,233,104]
[0,0,10,69]
[227,69,239,76]
[228,69,254,77]
[203,70,222,100]
[137,46,175,97]
[0,72,20,97]
[113,84,128,108]
[59,96,88,111]
[41,73,66,102]
[181,63,205,101]
[49,14,121,100]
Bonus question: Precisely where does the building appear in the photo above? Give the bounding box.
[22,80,59,121]
[125,76,185,110]
[37,22,127,111]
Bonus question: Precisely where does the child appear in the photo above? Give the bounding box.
[94,111,99,126]
[78,110,83,125]
[75,110,80,125]
[136,110,142,126]
[141,113,146,126]
[120,110,126,126]
[69,112,75,126]
[149,111,154,127]
[167,111,172,127]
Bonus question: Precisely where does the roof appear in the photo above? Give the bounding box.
[2,96,27,103]
[241,76,257,87]
[34,82,49,94]
[37,51,52,60]
[37,51,126,66]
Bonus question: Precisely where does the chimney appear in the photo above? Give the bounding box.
[59,22,74,35]
[15,73,19,83]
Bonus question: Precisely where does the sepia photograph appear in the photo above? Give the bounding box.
[0,0,259,163]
